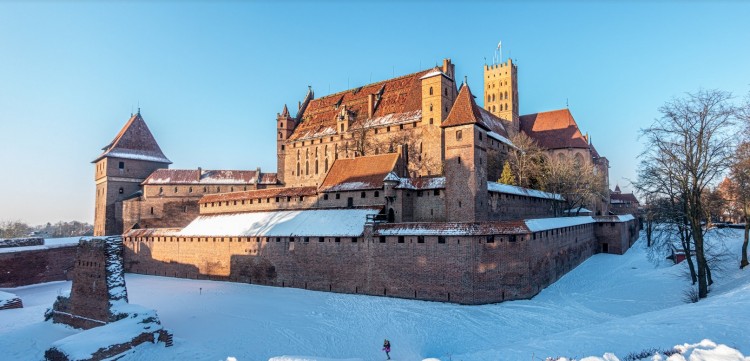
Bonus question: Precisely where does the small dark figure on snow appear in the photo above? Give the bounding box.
[382,339,391,360]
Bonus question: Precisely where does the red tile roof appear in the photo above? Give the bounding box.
[290,68,435,141]
[93,112,171,163]
[199,186,317,204]
[143,169,279,185]
[441,84,510,138]
[319,153,400,192]
[519,109,590,150]
[441,84,487,129]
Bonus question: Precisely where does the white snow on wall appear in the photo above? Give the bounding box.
[488,181,564,200]
[525,216,595,232]
[178,208,381,237]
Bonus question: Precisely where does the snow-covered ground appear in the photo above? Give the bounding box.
[1,230,749,361]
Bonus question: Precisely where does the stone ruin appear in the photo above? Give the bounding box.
[44,237,172,361]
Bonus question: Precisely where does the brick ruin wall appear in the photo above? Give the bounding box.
[123,219,638,304]
[0,245,77,287]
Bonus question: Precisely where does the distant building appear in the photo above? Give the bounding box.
[609,185,640,215]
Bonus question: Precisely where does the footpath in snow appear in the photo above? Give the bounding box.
[0,229,748,361]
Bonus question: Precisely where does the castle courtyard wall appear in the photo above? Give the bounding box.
[0,245,77,287]
[122,218,637,304]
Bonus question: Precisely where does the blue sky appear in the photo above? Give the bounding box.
[1,1,748,225]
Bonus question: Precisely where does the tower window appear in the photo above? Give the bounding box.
[429,118,434,125]
[444,88,447,96]
[429,87,433,95]
[118,161,124,169]
[118,187,124,194]
[456,130,462,141]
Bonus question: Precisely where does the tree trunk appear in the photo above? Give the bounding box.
[646,219,653,247]
[680,225,698,284]
[692,221,708,299]
[742,212,749,269]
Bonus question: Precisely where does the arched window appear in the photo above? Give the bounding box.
[325,158,329,172]
[429,87,433,95]
[296,162,300,176]
[574,153,584,166]
[487,95,491,102]
[315,160,319,174]
[174,187,178,193]
[505,91,509,99]
[159,187,163,194]
[189,187,193,193]
[217,187,221,192]
[305,161,309,175]
[429,104,433,112]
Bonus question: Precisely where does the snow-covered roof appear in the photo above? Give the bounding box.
[100,150,171,164]
[419,68,451,80]
[487,182,564,201]
[376,221,528,236]
[563,207,592,214]
[361,110,422,129]
[524,216,596,232]
[487,131,517,149]
[397,177,446,190]
[143,169,278,186]
[178,208,382,237]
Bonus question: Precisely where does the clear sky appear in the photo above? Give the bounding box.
[1,1,748,225]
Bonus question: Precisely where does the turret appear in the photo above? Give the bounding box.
[483,58,519,135]
[92,110,170,236]
[277,104,296,184]
[441,84,489,222]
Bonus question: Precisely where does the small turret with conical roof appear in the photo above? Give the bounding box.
[277,103,297,184]
[93,110,171,236]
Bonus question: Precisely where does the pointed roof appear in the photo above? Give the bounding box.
[614,184,621,193]
[280,104,290,118]
[319,153,400,192]
[92,112,171,164]
[519,109,590,150]
[441,84,489,130]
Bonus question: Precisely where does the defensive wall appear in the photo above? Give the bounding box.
[122,215,637,304]
[0,243,77,287]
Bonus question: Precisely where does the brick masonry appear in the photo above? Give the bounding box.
[123,218,638,305]
[0,245,77,287]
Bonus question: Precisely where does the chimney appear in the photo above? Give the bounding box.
[368,94,375,118]
[256,167,261,184]
[197,167,202,182]
[442,58,454,78]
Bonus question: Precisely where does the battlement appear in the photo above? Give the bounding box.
[484,59,517,71]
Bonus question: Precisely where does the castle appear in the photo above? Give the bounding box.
[94,56,637,304]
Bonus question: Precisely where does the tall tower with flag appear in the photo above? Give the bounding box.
[483,42,519,135]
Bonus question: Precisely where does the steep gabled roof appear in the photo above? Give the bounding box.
[519,109,589,150]
[610,192,639,204]
[93,112,171,163]
[319,153,400,192]
[441,84,488,130]
[289,68,435,141]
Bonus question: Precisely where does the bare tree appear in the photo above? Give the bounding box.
[544,156,607,216]
[636,89,736,299]
[507,132,546,189]
[729,142,750,268]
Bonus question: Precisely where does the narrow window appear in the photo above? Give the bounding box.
[417,236,424,244]
[361,191,366,198]
[118,161,125,170]
[374,191,379,198]
[336,193,341,199]
[118,187,124,194]
[429,118,434,125]
[456,130,462,141]
[433,189,440,196]
[150,207,154,214]
[429,86,433,95]
[438,236,446,244]
[324,194,329,200]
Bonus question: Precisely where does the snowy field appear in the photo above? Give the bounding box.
[1,230,749,361]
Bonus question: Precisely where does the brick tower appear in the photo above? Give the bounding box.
[441,84,489,222]
[483,58,519,135]
[92,111,171,236]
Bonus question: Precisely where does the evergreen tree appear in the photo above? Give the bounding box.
[499,161,516,185]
